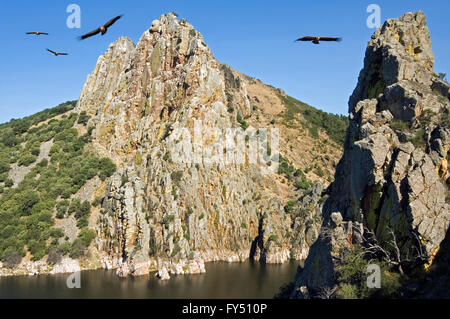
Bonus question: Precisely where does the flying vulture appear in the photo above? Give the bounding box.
[295,36,342,44]
[79,15,123,40]
[26,32,49,36]
[47,49,68,56]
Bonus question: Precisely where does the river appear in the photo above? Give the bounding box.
[0,260,300,299]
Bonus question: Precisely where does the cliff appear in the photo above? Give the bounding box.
[74,13,342,278]
[287,11,449,298]
[0,13,349,278]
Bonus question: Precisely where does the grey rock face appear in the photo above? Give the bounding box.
[290,11,450,298]
[75,13,323,277]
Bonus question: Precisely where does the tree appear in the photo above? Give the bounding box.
[47,247,63,265]
[19,191,40,215]
[2,250,22,269]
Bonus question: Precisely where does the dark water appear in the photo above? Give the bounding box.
[0,260,299,299]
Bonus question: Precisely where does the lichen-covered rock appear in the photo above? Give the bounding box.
[289,11,449,298]
[75,13,323,278]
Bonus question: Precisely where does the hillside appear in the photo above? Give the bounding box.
[0,101,116,273]
[0,13,347,277]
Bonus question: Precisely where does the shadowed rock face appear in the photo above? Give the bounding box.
[288,11,449,298]
[75,13,324,278]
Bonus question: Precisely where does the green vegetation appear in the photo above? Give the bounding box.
[335,246,403,299]
[171,170,183,183]
[390,118,410,131]
[77,111,90,126]
[284,200,297,213]
[278,95,348,145]
[236,113,248,131]
[408,128,426,148]
[278,155,311,190]
[315,166,325,178]
[0,101,116,266]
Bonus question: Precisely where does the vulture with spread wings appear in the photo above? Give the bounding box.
[26,32,49,36]
[79,15,123,40]
[295,36,342,44]
[47,49,68,56]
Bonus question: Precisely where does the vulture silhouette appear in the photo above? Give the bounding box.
[79,15,123,40]
[47,49,68,56]
[295,36,342,44]
[26,32,49,36]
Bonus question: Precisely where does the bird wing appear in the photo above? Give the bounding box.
[39,32,49,35]
[296,36,316,42]
[104,15,123,28]
[80,28,101,40]
[319,37,342,42]
[26,32,37,35]
[58,53,68,56]
[47,49,57,55]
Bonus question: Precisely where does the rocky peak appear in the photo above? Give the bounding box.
[288,11,449,298]
[349,11,441,122]
[73,13,325,278]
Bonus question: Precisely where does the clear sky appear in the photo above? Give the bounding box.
[0,0,449,123]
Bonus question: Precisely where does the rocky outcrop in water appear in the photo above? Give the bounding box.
[74,13,327,278]
[288,11,450,298]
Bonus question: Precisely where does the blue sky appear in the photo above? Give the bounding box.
[0,0,449,123]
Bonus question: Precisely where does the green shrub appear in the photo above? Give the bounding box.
[18,154,37,167]
[336,283,359,299]
[294,177,310,190]
[78,228,96,247]
[4,179,13,188]
[237,114,248,131]
[2,250,23,268]
[56,200,69,219]
[77,216,89,228]
[163,215,175,225]
[171,171,183,183]
[335,246,404,299]
[408,129,426,148]
[68,199,81,215]
[37,159,48,167]
[0,161,9,174]
[47,247,63,265]
[98,158,116,181]
[390,119,409,132]
[92,196,103,207]
[315,166,325,177]
[50,228,64,238]
[77,111,90,125]
[284,200,297,213]
[69,240,86,259]
[75,201,91,219]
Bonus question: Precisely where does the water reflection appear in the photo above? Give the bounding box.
[0,260,300,299]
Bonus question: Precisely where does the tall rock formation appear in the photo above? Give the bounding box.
[289,11,449,297]
[75,13,328,278]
